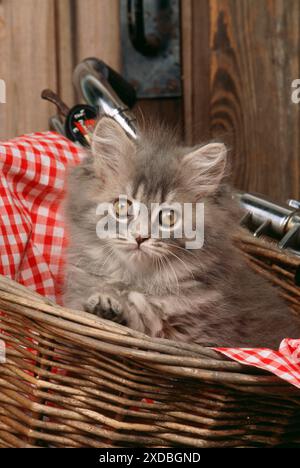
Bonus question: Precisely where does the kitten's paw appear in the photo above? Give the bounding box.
[85,293,124,323]
[125,291,163,336]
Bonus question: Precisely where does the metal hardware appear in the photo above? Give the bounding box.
[73,58,138,140]
[64,104,98,147]
[121,0,181,98]
[42,59,138,144]
[49,115,66,136]
[288,199,300,210]
[128,0,164,57]
[42,88,98,145]
[74,58,137,109]
[235,191,300,253]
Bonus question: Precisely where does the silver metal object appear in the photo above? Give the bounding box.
[235,191,300,253]
[73,59,138,140]
[120,0,181,98]
[49,115,66,136]
[288,199,300,210]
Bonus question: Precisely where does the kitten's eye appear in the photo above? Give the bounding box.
[113,199,132,219]
[159,209,177,228]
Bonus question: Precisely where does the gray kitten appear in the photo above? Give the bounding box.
[63,117,300,348]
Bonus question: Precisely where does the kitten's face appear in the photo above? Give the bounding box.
[100,188,188,270]
[67,118,228,279]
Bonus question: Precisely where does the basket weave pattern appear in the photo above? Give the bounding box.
[0,232,300,448]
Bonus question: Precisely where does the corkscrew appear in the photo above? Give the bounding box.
[41,58,138,146]
[73,58,138,140]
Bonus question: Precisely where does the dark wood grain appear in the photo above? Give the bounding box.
[134,98,184,139]
[181,0,211,145]
[209,0,300,200]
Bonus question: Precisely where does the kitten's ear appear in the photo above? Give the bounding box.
[181,143,227,196]
[91,117,135,174]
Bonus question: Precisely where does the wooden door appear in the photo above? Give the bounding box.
[0,0,57,139]
[182,0,300,201]
[1,0,299,203]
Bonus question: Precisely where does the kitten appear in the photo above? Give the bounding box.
[63,117,300,348]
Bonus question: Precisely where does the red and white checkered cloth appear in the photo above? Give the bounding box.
[0,132,84,301]
[0,131,299,389]
[215,339,300,389]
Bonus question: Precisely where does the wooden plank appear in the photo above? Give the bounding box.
[74,0,121,70]
[181,0,211,145]
[0,0,57,139]
[210,0,300,200]
[134,99,183,139]
[54,0,75,107]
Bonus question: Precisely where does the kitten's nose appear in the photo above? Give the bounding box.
[136,235,149,246]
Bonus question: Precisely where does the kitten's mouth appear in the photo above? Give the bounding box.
[131,244,153,259]
[117,240,154,260]
[133,246,147,255]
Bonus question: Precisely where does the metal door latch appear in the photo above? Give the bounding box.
[120,0,182,99]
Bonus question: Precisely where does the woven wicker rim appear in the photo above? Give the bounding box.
[1,231,300,396]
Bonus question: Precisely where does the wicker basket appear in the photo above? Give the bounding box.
[0,231,300,448]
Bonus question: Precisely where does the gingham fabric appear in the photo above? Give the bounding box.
[0,132,84,301]
[216,339,300,389]
[0,131,299,389]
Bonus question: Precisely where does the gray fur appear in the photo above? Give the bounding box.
[63,118,300,347]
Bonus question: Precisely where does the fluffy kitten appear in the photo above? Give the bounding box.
[63,117,300,348]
